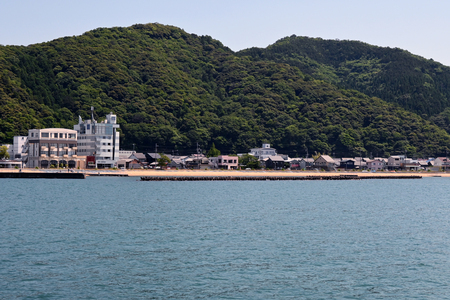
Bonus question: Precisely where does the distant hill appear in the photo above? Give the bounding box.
[239,36,450,116]
[1,23,450,157]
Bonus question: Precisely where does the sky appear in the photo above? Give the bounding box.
[1,0,450,66]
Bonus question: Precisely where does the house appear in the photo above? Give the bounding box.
[185,154,210,169]
[289,158,302,170]
[366,158,386,171]
[210,155,239,170]
[119,150,135,159]
[314,155,336,171]
[338,158,356,170]
[353,157,369,170]
[168,157,185,169]
[129,159,144,169]
[129,152,147,163]
[299,158,314,170]
[417,158,432,170]
[117,159,132,169]
[387,155,405,170]
[249,144,277,160]
[402,159,421,171]
[265,155,286,170]
[434,157,450,171]
[145,153,161,164]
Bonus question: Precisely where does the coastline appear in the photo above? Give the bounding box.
[0,168,449,178]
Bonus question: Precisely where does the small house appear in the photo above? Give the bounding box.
[314,155,336,171]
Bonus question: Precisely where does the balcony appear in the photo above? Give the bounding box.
[40,154,47,157]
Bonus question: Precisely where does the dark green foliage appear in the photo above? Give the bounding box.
[157,154,171,167]
[206,143,221,157]
[1,24,450,157]
[239,154,261,169]
[239,36,450,116]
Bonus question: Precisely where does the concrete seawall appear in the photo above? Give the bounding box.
[0,172,86,179]
[141,175,422,181]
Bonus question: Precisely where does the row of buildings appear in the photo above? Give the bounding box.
[2,111,120,169]
[122,143,449,172]
[1,115,450,171]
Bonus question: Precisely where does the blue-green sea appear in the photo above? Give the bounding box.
[1,177,450,299]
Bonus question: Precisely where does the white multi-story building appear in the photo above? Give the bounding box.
[12,136,28,160]
[27,128,80,168]
[74,112,120,168]
[249,143,277,160]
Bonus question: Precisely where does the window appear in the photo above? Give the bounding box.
[68,134,76,139]
[60,133,64,138]
[42,133,49,138]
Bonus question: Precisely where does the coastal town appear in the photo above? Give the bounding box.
[1,111,450,173]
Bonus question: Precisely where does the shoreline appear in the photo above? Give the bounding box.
[1,168,448,178]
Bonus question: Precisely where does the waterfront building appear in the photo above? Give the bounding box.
[27,128,81,168]
[249,144,277,160]
[74,112,120,168]
[12,136,28,160]
[209,155,239,170]
[387,155,405,170]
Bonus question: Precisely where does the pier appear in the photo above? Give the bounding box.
[0,172,86,179]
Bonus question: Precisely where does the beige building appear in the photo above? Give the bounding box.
[27,128,84,168]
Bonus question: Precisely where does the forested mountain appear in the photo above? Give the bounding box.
[239,36,450,117]
[1,23,450,157]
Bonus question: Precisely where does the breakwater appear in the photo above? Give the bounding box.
[88,173,128,177]
[141,174,422,181]
[0,172,86,179]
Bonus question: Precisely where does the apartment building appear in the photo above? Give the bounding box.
[74,112,120,168]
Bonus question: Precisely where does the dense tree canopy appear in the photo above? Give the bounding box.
[1,24,450,157]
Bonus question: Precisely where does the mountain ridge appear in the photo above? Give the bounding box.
[1,23,450,157]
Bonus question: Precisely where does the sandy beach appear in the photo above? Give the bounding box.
[117,169,450,178]
[1,168,449,178]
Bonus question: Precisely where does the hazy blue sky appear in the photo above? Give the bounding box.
[2,0,449,65]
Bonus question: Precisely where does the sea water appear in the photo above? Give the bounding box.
[1,177,450,299]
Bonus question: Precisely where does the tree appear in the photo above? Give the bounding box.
[157,154,171,167]
[239,154,261,169]
[206,143,221,157]
[0,146,10,159]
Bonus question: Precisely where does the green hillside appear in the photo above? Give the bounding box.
[239,36,450,116]
[1,23,450,157]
